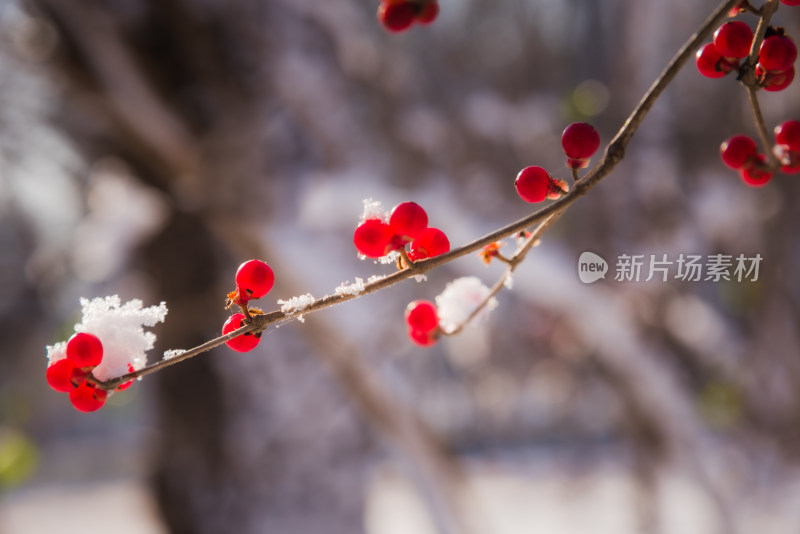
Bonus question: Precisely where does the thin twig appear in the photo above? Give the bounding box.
[93,0,743,391]
[743,0,781,167]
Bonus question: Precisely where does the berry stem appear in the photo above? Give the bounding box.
[743,0,781,169]
[444,208,564,337]
[745,86,780,168]
[90,0,742,392]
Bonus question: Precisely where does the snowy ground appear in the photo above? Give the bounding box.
[6,454,797,534]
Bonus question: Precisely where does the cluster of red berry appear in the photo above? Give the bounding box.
[696,5,799,187]
[223,259,274,352]
[697,21,796,91]
[721,120,800,185]
[514,122,600,203]
[46,333,131,412]
[377,0,438,33]
[405,300,440,346]
[354,201,450,262]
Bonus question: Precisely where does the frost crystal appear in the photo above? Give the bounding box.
[335,277,366,296]
[46,295,168,382]
[378,250,401,265]
[163,349,186,361]
[435,277,497,333]
[278,293,316,315]
[360,198,388,223]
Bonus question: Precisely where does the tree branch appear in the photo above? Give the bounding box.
[93,0,744,392]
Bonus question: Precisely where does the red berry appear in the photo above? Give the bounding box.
[407,227,450,261]
[740,154,774,187]
[515,166,551,203]
[761,65,795,91]
[759,35,797,72]
[775,120,800,150]
[696,43,737,78]
[235,259,274,301]
[378,2,416,32]
[222,313,261,353]
[354,218,395,258]
[713,21,754,59]
[69,381,108,413]
[416,1,439,24]
[46,359,86,393]
[66,332,103,368]
[781,0,800,5]
[405,300,439,333]
[720,135,757,169]
[408,328,437,347]
[389,202,428,243]
[561,122,600,169]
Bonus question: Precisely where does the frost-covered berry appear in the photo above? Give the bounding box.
[66,332,104,368]
[354,218,396,258]
[69,381,108,413]
[759,34,797,73]
[561,122,600,169]
[405,300,439,332]
[696,42,737,78]
[408,227,450,261]
[720,135,757,169]
[740,154,774,187]
[515,166,551,203]
[46,359,86,393]
[222,313,261,352]
[235,259,275,301]
[378,1,416,32]
[713,21,754,59]
[389,202,428,243]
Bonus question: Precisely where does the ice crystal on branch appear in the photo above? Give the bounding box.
[435,277,497,333]
[47,296,168,382]
[278,293,316,315]
[335,278,366,296]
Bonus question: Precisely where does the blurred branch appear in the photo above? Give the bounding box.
[34,0,202,186]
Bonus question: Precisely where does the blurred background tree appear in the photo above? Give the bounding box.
[1,0,799,533]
